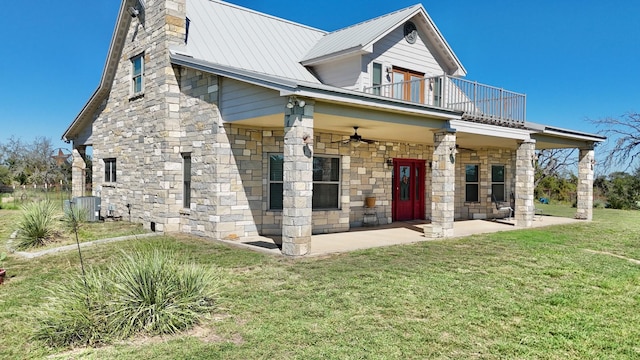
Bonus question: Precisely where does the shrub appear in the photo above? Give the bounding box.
[36,249,220,347]
[36,270,113,347]
[17,200,59,249]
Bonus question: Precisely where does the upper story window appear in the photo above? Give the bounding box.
[131,53,144,95]
[392,67,424,104]
[372,63,382,96]
[104,158,117,183]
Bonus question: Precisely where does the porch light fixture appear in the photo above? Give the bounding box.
[531,153,538,167]
[128,6,139,17]
[590,158,596,170]
[286,96,306,109]
[449,146,458,164]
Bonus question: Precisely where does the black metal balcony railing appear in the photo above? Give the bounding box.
[363,75,526,127]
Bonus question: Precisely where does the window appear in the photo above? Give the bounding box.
[104,158,116,183]
[183,153,191,208]
[491,165,505,202]
[391,67,424,103]
[312,156,340,209]
[431,77,442,107]
[268,154,340,210]
[372,63,382,95]
[465,164,479,202]
[131,54,144,94]
[268,154,284,210]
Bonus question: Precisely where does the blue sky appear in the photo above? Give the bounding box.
[1,0,638,157]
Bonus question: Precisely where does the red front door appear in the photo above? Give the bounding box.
[393,159,426,221]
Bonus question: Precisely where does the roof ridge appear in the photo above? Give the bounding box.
[323,3,421,36]
[204,0,327,35]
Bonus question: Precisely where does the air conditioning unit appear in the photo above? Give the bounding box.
[72,196,102,222]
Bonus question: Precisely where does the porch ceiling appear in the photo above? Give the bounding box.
[230,101,522,149]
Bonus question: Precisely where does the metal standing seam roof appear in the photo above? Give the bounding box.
[184,0,326,84]
[300,4,422,64]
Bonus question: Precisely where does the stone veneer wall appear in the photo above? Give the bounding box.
[92,0,187,233]
[454,148,516,220]
[575,147,594,220]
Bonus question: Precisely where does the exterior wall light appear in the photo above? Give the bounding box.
[286,96,306,109]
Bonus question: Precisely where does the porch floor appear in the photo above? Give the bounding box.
[233,215,582,257]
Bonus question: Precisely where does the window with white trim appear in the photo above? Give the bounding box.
[268,154,341,210]
[372,63,382,95]
[104,158,117,183]
[131,53,144,95]
[465,164,479,202]
[491,165,506,202]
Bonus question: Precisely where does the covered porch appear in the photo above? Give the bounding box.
[231,93,600,256]
[234,216,582,257]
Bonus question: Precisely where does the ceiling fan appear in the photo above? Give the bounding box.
[334,126,376,146]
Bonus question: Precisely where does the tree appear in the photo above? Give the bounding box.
[534,148,577,188]
[0,136,68,186]
[0,165,11,185]
[591,112,640,171]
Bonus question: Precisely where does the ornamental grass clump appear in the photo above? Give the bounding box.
[17,200,59,249]
[36,249,221,347]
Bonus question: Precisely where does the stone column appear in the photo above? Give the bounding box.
[514,139,536,227]
[575,145,595,220]
[71,147,87,198]
[282,99,314,256]
[428,129,456,238]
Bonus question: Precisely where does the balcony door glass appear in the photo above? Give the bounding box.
[391,68,424,104]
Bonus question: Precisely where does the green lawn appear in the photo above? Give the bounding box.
[1,206,639,359]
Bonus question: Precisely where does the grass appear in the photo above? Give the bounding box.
[2,203,147,252]
[0,205,639,359]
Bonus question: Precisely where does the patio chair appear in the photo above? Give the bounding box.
[492,194,513,221]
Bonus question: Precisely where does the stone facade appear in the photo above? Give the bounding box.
[429,130,456,238]
[91,0,187,233]
[454,147,515,220]
[71,148,87,198]
[514,140,536,227]
[576,146,595,220]
[79,0,585,251]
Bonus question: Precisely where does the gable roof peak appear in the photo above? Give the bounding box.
[327,4,422,37]
[299,3,465,76]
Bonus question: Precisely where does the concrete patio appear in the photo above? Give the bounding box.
[232,216,582,257]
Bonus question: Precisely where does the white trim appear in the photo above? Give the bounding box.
[540,129,605,142]
[449,120,531,140]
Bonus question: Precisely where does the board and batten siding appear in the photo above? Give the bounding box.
[220,78,286,122]
[363,25,445,89]
[312,55,362,90]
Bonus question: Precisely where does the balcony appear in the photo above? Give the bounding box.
[363,75,526,127]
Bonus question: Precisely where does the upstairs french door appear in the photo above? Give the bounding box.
[392,159,426,221]
[392,68,424,104]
